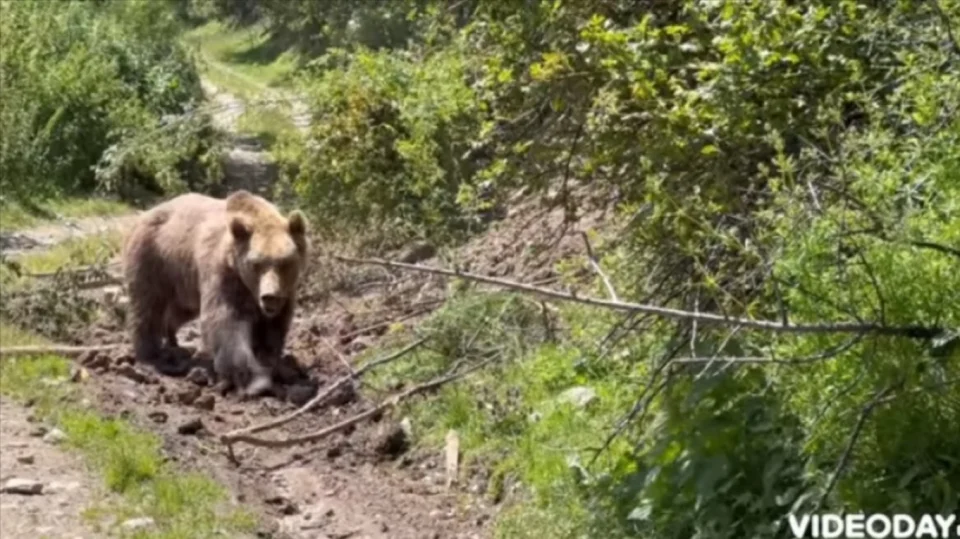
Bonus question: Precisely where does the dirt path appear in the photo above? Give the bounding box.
[0,214,140,258]
[0,396,109,539]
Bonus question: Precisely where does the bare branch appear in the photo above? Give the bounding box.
[333,256,943,339]
[222,353,497,450]
[0,344,124,357]
[580,231,619,301]
[815,382,899,512]
[674,332,866,366]
[221,338,427,444]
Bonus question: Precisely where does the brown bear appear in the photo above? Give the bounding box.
[121,189,308,398]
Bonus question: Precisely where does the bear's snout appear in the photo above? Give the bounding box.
[259,293,286,317]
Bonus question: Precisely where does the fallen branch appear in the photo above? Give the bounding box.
[222,352,495,450]
[333,256,944,339]
[0,344,123,357]
[221,338,427,444]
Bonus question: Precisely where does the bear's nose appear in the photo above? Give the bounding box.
[260,293,285,312]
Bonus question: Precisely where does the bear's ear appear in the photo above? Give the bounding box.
[230,215,252,242]
[225,190,254,212]
[288,210,307,237]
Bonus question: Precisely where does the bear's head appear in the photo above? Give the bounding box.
[225,190,308,318]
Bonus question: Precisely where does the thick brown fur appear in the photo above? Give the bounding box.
[121,190,308,398]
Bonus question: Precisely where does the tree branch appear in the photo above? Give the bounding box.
[221,338,427,444]
[333,256,944,339]
[815,382,899,512]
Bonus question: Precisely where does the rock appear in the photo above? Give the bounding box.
[117,364,151,384]
[186,367,210,387]
[42,428,67,445]
[177,418,204,436]
[1,478,44,495]
[557,386,597,409]
[121,517,155,530]
[264,494,298,515]
[372,422,409,458]
[177,387,201,405]
[28,426,47,437]
[194,394,216,411]
[46,481,81,493]
[16,454,35,465]
[114,354,135,367]
[80,351,110,370]
[148,411,169,424]
[69,365,90,383]
[398,242,436,264]
[399,417,413,438]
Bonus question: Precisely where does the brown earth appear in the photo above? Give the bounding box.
[63,182,619,538]
[1,79,622,539]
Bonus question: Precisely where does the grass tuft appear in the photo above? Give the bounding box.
[0,322,259,538]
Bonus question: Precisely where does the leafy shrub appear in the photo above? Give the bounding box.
[283,44,486,241]
[0,0,221,205]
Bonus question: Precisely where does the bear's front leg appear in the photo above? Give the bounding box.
[200,294,278,400]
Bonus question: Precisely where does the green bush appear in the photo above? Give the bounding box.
[0,0,221,205]
[283,44,486,241]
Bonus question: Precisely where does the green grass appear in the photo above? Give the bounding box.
[183,21,301,94]
[0,322,259,539]
[182,21,302,147]
[356,291,642,538]
[0,197,132,232]
[0,230,123,287]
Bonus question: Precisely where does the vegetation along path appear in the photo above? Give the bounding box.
[4,2,960,539]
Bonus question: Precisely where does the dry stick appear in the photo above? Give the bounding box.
[332,256,943,339]
[223,353,496,449]
[0,344,123,357]
[221,338,427,443]
[580,231,619,302]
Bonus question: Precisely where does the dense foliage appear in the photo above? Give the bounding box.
[0,0,221,205]
[8,0,960,537]
[255,1,960,536]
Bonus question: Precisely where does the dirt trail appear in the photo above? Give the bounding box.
[1,68,619,537]
[0,396,111,539]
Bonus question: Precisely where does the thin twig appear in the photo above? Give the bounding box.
[815,382,899,512]
[333,256,943,339]
[674,332,866,366]
[580,231,619,301]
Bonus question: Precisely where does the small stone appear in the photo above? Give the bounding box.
[42,428,66,445]
[46,481,80,493]
[557,386,597,409]
[28,426,47,437]
[16,455,35,465]
[121,517,155,530]
[178,387,201,405]
[117,364,151,384]
[80,351,109,370]
[1,478,44,495]
[69,365,90,383]
[148,411,169,424]
[113,354,135,366]
[186,367,210,387]
[177,418,204,435]
[372,422,409,458]
[399,417,413,438]
[194,394,216,411]
[285,383,317,407]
